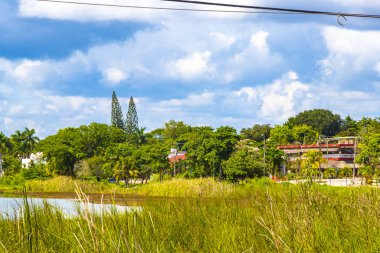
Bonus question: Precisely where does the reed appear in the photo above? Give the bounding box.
[0,183,379,252]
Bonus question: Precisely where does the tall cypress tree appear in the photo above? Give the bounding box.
[111,91,125,130]
[125,96,139,134]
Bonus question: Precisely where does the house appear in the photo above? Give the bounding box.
[21,152,44,168]
[168,149,186,164]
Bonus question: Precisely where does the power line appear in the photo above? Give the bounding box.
[36,0,304,15]
[36,0,380,20]
[159,0,380,19]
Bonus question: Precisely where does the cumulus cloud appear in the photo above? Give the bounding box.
[102,68,128,85]
[209,32,236,49]
[320,27,380,81]
[3,1,380,137]
[250,31,269,54]
[169,51,214,80]
[232,71,312,122]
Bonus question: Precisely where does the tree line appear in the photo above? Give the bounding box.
[0,93,379,184]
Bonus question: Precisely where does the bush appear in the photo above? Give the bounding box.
[21,163,48,180]
[287,172,295,181]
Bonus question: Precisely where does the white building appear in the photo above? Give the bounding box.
[22,152,44,168]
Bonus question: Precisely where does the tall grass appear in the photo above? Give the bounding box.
[23,176,121,193]
[0,183,379,252]
[22,177,273,198]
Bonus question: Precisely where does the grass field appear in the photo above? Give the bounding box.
[0,179,379,252]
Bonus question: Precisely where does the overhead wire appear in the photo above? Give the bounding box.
[35,0,305,15]
[159,0,380,19]
[36,0,380,19]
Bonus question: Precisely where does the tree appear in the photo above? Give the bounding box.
[265,144,285,176]
[270,125,295,145]
[162,120,191,140]
[356,133,380,184]
[38,129,78,176]
[11,128,39,158]
[11,130,27,158]
[125,96,139,135]
[181,127,218,177]
[338,116,359,136]
[0,132,9,176]
[23,128,40,157]
[224,148,264,182]
[292,125,319,144]
[302,150,323,183]
[286,109,342,136]
[111,91,125,130]
[240,124,271,142]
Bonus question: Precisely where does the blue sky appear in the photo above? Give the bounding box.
[1,0,380,137]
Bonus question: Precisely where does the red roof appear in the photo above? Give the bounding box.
[168,154,186,163]
[278,143,354,149]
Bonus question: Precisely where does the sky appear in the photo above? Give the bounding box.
[1,0,380,138]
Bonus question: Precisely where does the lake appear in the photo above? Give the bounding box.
[0,195,141,218]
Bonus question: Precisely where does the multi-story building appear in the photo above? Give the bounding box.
[277,137,359,169]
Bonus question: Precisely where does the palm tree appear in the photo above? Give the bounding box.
[11,130,27,158]
[302,150,323,183]
[23,128,40,157]
[11,128,40,158]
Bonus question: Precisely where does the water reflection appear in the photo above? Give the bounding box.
[0,196,141,219]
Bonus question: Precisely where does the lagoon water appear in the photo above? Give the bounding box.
[0,196,139,218]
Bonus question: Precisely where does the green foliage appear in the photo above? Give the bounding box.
[180,126,238,178]
[292,124,319,144]
[338,115,360,136]
[2,154,22,176]
[224,148,264,182]
[270,125,295,145]
[38,124,127,176]
[21,163,48,180]
[302,150,323,182]
[286,109,342,136]
[10,128,39,158]
[125,96,139,135]
[162,120,191,140]
[240,124,271,142]
[111,91,125,130]
[181,127,216,177]
[323,167,337,179]
[265,143,285,176]
[356,132,380,183]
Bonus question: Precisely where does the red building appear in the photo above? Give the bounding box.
[277,137,359,169]
[168,149,186,164]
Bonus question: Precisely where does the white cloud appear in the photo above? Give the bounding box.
[374,62,380,76]
[169,51,214,80]
[250,31,269,54]
[233,71,312,122]
[103,68,128,85]
[209,32,236,49]
[158,91,215,108]
[320,27,380,79]
[18,0,262,22]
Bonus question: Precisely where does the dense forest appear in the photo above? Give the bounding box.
[1,92,379,185]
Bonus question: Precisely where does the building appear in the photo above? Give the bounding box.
[168,149,186,164]
[21,152,44,168]
[278,137,359,169]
